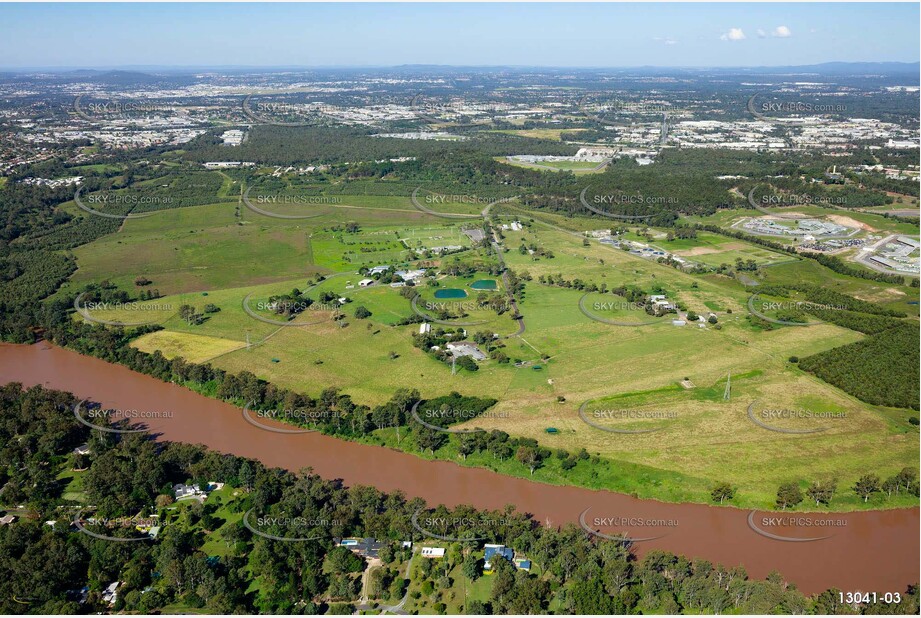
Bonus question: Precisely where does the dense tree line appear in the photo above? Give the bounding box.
[751,180,893,209]
[750,284,917,409]
[772,471,919,510]
[755,283,908,334]
[798,323,920,410]
[185,126,577,167]
[2,384,918,615]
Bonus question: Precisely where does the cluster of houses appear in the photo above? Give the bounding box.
[446,341,488,361]
[337,537,531,573]
[173,482,223,502]
[484,543,532,572]
[359,265,428,288]
[648,294,676,316]
[337,537,385,559]
[419,326,488,360]
[421,542,530,573]
[647,293,718,328]
[202,161,255,169]
[66,581,119,607]
[19,175,83,188]
[593,234,691,268]
[55,481,230,608]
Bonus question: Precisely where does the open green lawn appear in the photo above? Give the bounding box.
[653,230,794,267]
[199,486,248,557]
[65,201,320,295]
[56,464,88,502]
[404,555,498,614]
[62,198,446,297]
[489,128,588,141]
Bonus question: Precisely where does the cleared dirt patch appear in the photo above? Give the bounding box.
[827,214,877,232]
[674,242,749,257]
[853,287,907,303]
[757,213,809,220]
[673,246,721,256]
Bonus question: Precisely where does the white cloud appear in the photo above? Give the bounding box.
[757,29,767,39]
[772,26,792,38]
[720,28,746,41]
[653,37,678,45]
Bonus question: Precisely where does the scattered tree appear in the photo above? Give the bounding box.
[776,482,804,510]
[710,482,735,504]
[853,474,881,503]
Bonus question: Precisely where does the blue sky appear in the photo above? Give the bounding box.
[0,3,918,68]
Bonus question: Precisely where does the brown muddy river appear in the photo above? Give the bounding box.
[0,342,917,595]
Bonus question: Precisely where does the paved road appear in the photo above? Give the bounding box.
[409,187,482,220]
[852,233,920,278]
[378,547,417,615]
[489,238,526,338]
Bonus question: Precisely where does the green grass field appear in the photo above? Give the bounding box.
[62,195,483,299]
[404,554,498,614]
[65,193,920,510]
[133,330,247,363]
[489,128,589,141]
[56,463,88,502]
[655,230,794,267]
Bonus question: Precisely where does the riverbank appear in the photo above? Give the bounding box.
[0,341,917,595]
[158,351,917,513]
[357,425,919,513]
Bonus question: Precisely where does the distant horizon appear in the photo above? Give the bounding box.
[2,60,920,73]
[0,3,918,69]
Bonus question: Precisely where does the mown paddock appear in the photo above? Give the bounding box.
[132,330,247,364]
[64,195,462,296]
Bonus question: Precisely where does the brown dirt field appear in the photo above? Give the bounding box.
[674,246,720,256]
[674,242,748,257]
[826,214,876,232]
[853,287,907,303]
